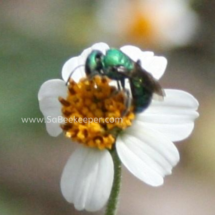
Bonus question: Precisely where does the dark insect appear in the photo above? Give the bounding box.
[85,48,165,113]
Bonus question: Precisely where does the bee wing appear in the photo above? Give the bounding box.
[133,62,165,98]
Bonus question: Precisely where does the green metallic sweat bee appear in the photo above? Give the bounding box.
[85,48,164,113]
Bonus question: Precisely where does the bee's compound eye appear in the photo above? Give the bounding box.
[95,53,102,62]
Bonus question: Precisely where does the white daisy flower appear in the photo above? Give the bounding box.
[97,0,199,50]
[38,42,199,212]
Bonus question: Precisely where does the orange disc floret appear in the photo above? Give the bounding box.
[59,76,135,150]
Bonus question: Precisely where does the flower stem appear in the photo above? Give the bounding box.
[105,150,122,215]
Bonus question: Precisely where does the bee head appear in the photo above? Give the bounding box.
[85,50,104,76]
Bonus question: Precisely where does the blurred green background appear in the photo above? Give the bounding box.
[0,0,215,214]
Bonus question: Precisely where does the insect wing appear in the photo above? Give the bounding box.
[133,63,165,99]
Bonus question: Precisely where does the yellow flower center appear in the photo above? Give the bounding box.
[59,76,135,150]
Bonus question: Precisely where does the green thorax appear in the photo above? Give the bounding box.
[103,49,134,71]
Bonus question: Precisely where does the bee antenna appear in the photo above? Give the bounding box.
[66,64,85,85]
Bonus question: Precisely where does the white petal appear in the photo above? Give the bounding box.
[38,79,67,101]
[141,56,168,80]
[38,80,67,136]
[61,146,114,212]
[141,51,154,58]
[120,46,154,62]
[45,116,63,137]
[116,124,179,186]
[39,97,62,117]
[137,89,199,141]
[142,123,195,142]
[120,45,143,62]
[92,42,110,53]
[61,56,85,83]
[80,47,93,63]
[39,97,63,137]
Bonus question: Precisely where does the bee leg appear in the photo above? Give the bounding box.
[120,79,125,90]
[117,81,121,91]
[122,89,132,117]
[120,79,132,116]
[109,81,120,97]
